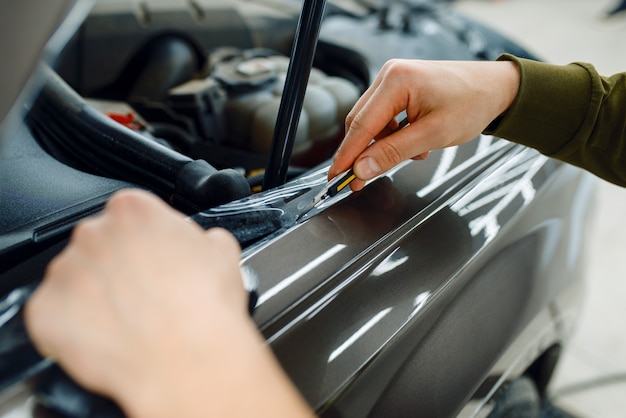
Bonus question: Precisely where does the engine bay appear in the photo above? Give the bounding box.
[29,45,363,212]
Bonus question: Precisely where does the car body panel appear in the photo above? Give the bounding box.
[242,140,594,416]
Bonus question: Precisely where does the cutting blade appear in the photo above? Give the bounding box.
[294,168,356,219]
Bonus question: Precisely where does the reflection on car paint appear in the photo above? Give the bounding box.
[415,136,506,198]
[257,244,346,306]
[328,307,392,363]
[370,249,409,277]
[452,150,548,241]
[326,288,432,365]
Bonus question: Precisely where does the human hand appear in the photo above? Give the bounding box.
[25,189,312,418]
[329,59,520,190]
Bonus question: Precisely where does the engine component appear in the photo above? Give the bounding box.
[28,66,251,213]
[119,46,361,171]
[168,77,229,144]
[207,49,360,163]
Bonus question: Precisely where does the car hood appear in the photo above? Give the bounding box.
[0,0,93,141]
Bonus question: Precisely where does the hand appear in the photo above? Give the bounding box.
[329,59,520,190]
[25,189,313,418]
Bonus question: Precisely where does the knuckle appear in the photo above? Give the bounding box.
[105,189,141,215]
[345,110,355,129]
[206,228,240,251]
[104,189,160,227]
[383,59,409,77]
[348,112,375,140]
[377,140,404,167]
[23,299,46,350]
[382,58,402,71]
[45,252,66,276]
[71,218,100,243]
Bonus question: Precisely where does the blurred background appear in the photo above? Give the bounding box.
[451,1,626,416]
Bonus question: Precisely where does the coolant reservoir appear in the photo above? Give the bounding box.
[214,51,361,159]
[250,96,310,154]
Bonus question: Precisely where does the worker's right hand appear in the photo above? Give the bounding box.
[329,58,520,190]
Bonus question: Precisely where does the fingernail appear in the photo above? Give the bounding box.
[356,157,380,180]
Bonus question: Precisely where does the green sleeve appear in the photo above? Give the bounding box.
[484,54,626,186]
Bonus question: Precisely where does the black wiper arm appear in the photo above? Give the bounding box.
[262,0,328,190]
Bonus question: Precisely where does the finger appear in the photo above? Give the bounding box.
[348,178,366,192]
[331,107,388,180]
[204,227,241,258]
[353,117,440,180]
[330,61,416,179]
[24,248,87,361]
[25,265,113,396]
[105,189,182,225]
[330,89,408,179]
[24,282,58,359]
[375,117,405,140]
[411,151,430,161]
[202,228,248,310]
[344,59,411,133]
[336,116,409,183]
[343,64,389,133]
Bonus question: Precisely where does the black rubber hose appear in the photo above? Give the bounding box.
[30,66,192,194]
[28,66,251,211]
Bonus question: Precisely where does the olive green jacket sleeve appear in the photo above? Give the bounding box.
[484,53,626,186]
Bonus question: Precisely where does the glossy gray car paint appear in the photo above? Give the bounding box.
[242,140,594,416]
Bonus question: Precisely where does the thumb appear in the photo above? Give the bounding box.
[353,155,382,181]
[353,122,434,181]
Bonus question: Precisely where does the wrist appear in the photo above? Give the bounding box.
[481,58,520,134]
[493,58,521,118]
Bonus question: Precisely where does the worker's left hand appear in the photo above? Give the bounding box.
[24,189,313,418]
